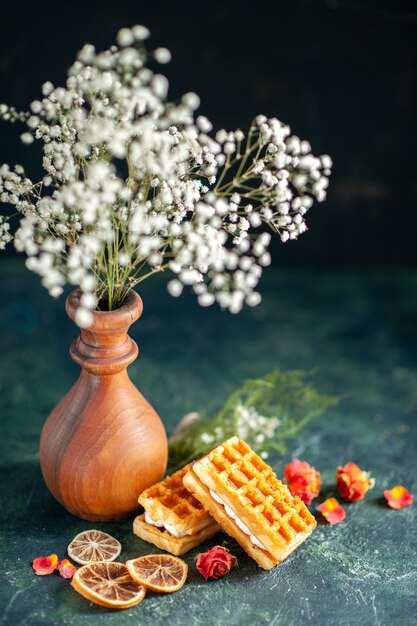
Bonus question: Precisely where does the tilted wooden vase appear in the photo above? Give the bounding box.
[40,289,168,521]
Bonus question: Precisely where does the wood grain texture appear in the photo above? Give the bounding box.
[40,289,168,521]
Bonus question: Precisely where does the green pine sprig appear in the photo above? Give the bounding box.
[168,370,338,469]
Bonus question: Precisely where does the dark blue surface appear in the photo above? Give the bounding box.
[0,259,416,625]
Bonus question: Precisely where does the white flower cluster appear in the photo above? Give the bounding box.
[199,426,224,446]
[234,404,281,459]
[0,215,12,249]
[0,25,332,326]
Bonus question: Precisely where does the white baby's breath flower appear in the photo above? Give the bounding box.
[118,252,130,266]
[152,74,169,98]
[246,292,261,307]
[80,275,96,292]
[198,292,215,307]
[75,306,94,328]
[30,100,43,114]
[81,292,97,309]
[21,133,34,144]
[182,92,200,110]
[49,286,64,297]
[196,116,213,133]
[117,28,134,47]
[321,154,333,168]
[132,24,150,40]
[154,47,171,64]
[42,81,54,96]
[167,280,183,297]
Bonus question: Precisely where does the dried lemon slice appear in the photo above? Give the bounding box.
[126,554,188,593]
[71,561,146,609]
[67,530,122,565]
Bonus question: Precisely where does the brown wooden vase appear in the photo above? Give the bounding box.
[40,289,168,521]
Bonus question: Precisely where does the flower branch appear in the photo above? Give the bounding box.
[0,25,332,326]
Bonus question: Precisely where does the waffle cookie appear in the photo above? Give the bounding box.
[133,464,220,556]
[182,437,317,569]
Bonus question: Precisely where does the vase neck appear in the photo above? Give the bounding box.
[66,290,143,375]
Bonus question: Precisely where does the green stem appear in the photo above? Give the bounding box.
[135,263,169,284]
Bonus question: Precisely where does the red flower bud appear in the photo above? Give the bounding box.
[196,546,237,580]
[336,462,374,502]
[283,459,321,504]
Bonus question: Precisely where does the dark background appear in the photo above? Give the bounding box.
[0,0,416,265]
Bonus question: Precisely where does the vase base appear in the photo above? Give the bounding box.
[65,506,138,523]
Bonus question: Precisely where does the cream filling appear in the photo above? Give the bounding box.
[209,489,267,551]
[144,512,194,538]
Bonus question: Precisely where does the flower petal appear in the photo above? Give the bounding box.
[317,497,346,524]
[32,554,59,576]
[57,559,77,579]
[384,485,413,510]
